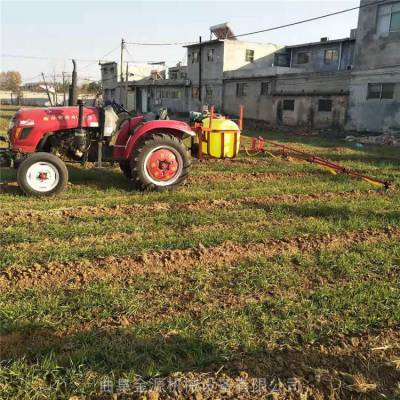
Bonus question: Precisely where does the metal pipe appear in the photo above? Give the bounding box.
[68,60,77,106]
[77,99,84,129]
[338,41,343,71]
[120,38,125,104]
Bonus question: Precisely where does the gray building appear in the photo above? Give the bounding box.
[275,36,356,72]
[168,63,187,80]
[224,71,350,128]
[100,62,118,102]
[185,38,283,111]
[347,0,400,132]
[102,1,400,133]
[129,78,189,114]
[223,0,400,132]
[222,35,356,129]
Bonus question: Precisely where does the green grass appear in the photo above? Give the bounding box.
[0,105,399,399]
[1,241,399,398]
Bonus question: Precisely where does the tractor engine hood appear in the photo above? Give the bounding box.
[9,106,100,153]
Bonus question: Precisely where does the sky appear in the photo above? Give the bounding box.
[1,0,360,83]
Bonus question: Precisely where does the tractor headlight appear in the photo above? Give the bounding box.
[18,119,35,127]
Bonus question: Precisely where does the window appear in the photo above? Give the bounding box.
[367,83,395,99]
[296,52,310,64]
[382,83,395,98]
[377,2,400,34]
[205,86,213,97]
[170,90,181,99]
[192,51,199,63]
[274,53,289,67]
[192,87,199,99]
[110,67,115,74]
[236,83,247,97]
[260,82,269,96]
[318,99,332,112]
[207,48,215,62]
[245,49,254,62]
[324,49,339,64]
[170,71,178,79]
[283,99,295,111]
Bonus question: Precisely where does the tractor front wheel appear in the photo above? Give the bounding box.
[130,133,191,191]
[17,152,68,196]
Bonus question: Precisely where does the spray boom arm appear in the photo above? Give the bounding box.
[244,136,391,189]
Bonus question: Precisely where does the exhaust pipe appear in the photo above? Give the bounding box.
[68,59,78,106]
[73,99,86,157]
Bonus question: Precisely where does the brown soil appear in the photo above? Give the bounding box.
[2,226,399,291]
[1,188,389,226]
[127,326,400,399]
[1,326,399,399]
[187,170,316,183]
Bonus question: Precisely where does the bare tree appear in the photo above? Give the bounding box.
[0,71,22,91]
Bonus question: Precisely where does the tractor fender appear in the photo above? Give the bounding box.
[121,120,194,160]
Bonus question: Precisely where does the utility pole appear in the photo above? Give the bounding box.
[198,36,202,102]
[120,38,125,104]
[53,72,57,105]
[125,62,129,108]
[42,73,53,106]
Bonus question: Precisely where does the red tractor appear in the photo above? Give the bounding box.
[1,99,194,196]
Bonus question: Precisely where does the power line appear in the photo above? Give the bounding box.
[1,54,103,62]
[79,46,120,71]
[230,0,387,39]
[21,73,43,83]
[125,40,195,46]
[2,50,119,67]
[122,0,386,45]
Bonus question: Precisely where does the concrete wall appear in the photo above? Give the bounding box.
[347,0,400,132]
[0,90,95,106]
[101,62,118,90]
[129,81,189,113]
[272,95,348,128]
[274,71,351,93]
[223,40,282,72]
[168,65,187,80]
[353,0,400,70]
[186,39,283,112]
[186,41,224,111]
[0,91,50,106]
[149,84,189,113]
[347,67,400,132]
[288,40,355,72]
[223,78,274,122]
[223,72,351,129]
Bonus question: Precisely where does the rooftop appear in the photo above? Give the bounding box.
[285,37,355,49]
[184,39,223,48]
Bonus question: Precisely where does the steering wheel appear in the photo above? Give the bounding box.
[111,100,129,114]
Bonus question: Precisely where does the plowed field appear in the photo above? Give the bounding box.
[1,106,399,399]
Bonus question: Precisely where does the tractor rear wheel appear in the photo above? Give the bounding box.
[130,133,191,191]
[17,152,68,196]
